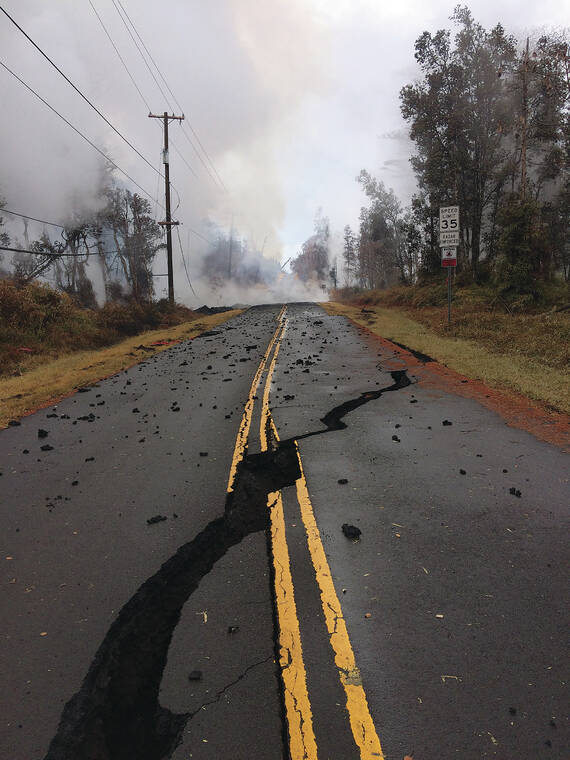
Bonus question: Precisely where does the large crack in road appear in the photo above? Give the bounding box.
[44,444,301,760]
[44,359,412,760]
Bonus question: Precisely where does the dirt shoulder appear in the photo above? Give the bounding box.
[322,301,569,450]
[0,310,242,429]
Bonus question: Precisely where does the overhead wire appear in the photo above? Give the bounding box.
[87,0,152,113]
[0,60,162,209]
[2,6,213,281]
[116,0,226,192]
[88,0,199,188]
[153,150,163,221]
[111,0,226,193]
[114,0,224,188]
[1,245,98,258]
[1,208,65,228]
[0,240,166,258]
[175,225,198,297]
[0,4,165,181]
[87,1,221,247]
[109,0,203,186]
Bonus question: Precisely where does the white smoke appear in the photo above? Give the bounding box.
[0,0,332,304]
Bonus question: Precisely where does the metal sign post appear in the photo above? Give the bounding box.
[440,207,459,326]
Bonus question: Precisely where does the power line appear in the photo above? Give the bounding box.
[0,4,164,181]
[116,0,226,192]
[180,222,213,245]
[1,208,65,228]
[1,241,166,258]
[89,0,199,190]
[153,150,163,221]
[115,0,224,186]
[169,140,200,181]
[108,0,205,188]
[1,245,97,257]
[0,60,162,208]
[182,121,228,194]
[88,0,151,113]
[112,0,226,193]
[110,0,171,108]
[176,225,197,297]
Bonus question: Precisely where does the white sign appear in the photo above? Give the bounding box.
[439,206,460,246]
[441,247,457,267]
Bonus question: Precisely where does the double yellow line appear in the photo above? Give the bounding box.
[227,307,384,760]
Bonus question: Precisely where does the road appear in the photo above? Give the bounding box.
[1,303,568,760]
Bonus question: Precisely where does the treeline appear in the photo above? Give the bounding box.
[0,182,284,304]
[0,172,165,307]
[296,7,569,300]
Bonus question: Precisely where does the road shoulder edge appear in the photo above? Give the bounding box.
[321,301,569,452]
[0,309,243,428]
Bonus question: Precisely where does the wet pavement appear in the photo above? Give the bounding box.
[1,303,568,759]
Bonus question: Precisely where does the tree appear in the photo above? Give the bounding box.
[356,171,403,287]
[408,193,440,276]
[400,6,517,277]
[342,225,357,286]
[513,32,569,279]
[99,188,163,303]
[0,197,9,247]
[398,209,422,283]
[0,197,10,279]
[494,194,542,296]
[291,210,330,283]
[53,222,97,308]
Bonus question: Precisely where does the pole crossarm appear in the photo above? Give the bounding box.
[148,113,185,122]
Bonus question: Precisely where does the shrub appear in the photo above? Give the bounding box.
[0,280,197,376]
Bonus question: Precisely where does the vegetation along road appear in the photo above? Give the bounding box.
[1,303,567,760]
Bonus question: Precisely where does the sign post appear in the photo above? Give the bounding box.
[439,207,459,326]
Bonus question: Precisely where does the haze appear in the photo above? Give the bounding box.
[1,0,568,304]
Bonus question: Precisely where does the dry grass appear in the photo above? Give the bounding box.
[322,301,570,415]
[341,282,569,371]
[0,310,241,428]
[0,279,203,377]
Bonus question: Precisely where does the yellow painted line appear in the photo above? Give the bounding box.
[294,446,385,759]
[268,490,319,760]
[226,306,286,493]
[260,317,318,759]
[260,317,288,451]
[257,306,382,758]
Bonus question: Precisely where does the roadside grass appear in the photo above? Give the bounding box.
[322,295,570,415]
[339,281,569,370]
[0,310,241,428]
[0,279,207,378]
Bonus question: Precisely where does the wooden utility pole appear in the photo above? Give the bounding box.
[149,111,184,306]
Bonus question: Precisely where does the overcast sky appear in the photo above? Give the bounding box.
[1,0,568,294]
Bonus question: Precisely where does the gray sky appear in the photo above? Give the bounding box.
[1,0,568,294]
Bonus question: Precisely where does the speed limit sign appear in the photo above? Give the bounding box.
[440,206,460,246]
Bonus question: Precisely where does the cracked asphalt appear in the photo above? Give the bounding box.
[1,302,568,760]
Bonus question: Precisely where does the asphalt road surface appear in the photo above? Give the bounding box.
[1,303,568,760]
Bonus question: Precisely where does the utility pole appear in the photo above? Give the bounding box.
[149,111,184,306]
